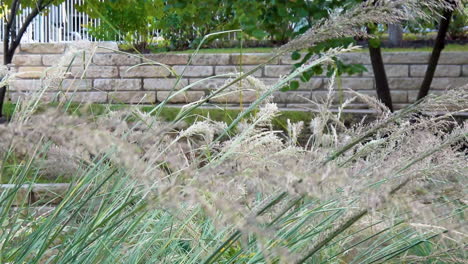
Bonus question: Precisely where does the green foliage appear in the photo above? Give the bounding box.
[404,3,467,40]
[279,1,366,92]
[281,37,367,92]
[78,0,367,51]
[448,8,468,39]
[76,0,165,51]
[157,0,235,50]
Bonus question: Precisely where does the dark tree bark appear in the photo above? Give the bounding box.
[368,43,394,112]
[0,0,53,120]
[417,7,453,100]
[364,0,394,112]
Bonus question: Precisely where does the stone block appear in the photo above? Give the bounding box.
[20,43,66,54]
[390,90,408,103]
[93,54,141,66]
[189,78,228,91]
[143,78,189,91]
[67,41,118,53]
[120,66,171,78]
[382,52,430,64]
[173,66,213,77]
[410,65,461,77]
[430,78,468,90]
[363,64,409,77]
[16,67,48,78]
[339,78,375,90]
[109,91,156,104]
[95,41,119,53]
[157,91,205,103]
[62,92,107,103]
[280,53,306,65]
[42,54,88,66]
[231,53,278,65]
[60,79,93,91]
[438,52,468,64]
[264,65,294,77]
[273,91,311,104]
[299,78,323,90]
[388,78,424,90]
[70,66,118,78]
[209,90,259,104]
[191,54,230,65]
[408,90,444,102]
[463,65,468,76]
[9,79,42,91]
[9,92,58,103]
[142,54,189,65]
[215,65,263,77]
[94,79,141,91]
[338,53,371,64]
[12,55,42,66]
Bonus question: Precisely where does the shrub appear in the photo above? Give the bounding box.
[76,0,165,52]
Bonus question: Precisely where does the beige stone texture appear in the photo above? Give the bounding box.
[264,65,294,77]
[60,79,93,91]
[109,91,156,104]
[337,78,375,90]
[70,66,118,78]
[215,65,263,77]
[157,91,205,103]
[142,54,189,65]
[388,78,424,90]
[62,92,107,103]
[173,66,213,77]
[16,67,48,78]
[20,43,66,54]
[9,79,42,91]
[191,54,230,65]
[120,66,171,78]
[42,54,88,66]
[143,78,189,91]
[273,92,311,104]
[410,65,461,77]
[93,54,141,66]
[363,64,409,77]
[12,55,42,66]
[382,52,430,64]
[209,90,259,104]
[338,53,371,64]
[231,53,279,65]
[438,52,468,64]
[94,79,141,91]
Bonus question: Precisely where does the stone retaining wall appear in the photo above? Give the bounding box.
[4,42,468,110]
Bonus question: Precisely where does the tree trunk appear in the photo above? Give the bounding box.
[369,44,394,112]
[388,24,403,47]
[417,8,453,100]
[0,16,14,122]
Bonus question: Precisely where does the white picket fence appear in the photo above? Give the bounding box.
[0,0,101,43]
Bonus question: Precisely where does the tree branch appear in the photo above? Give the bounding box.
[8,0,53,56]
